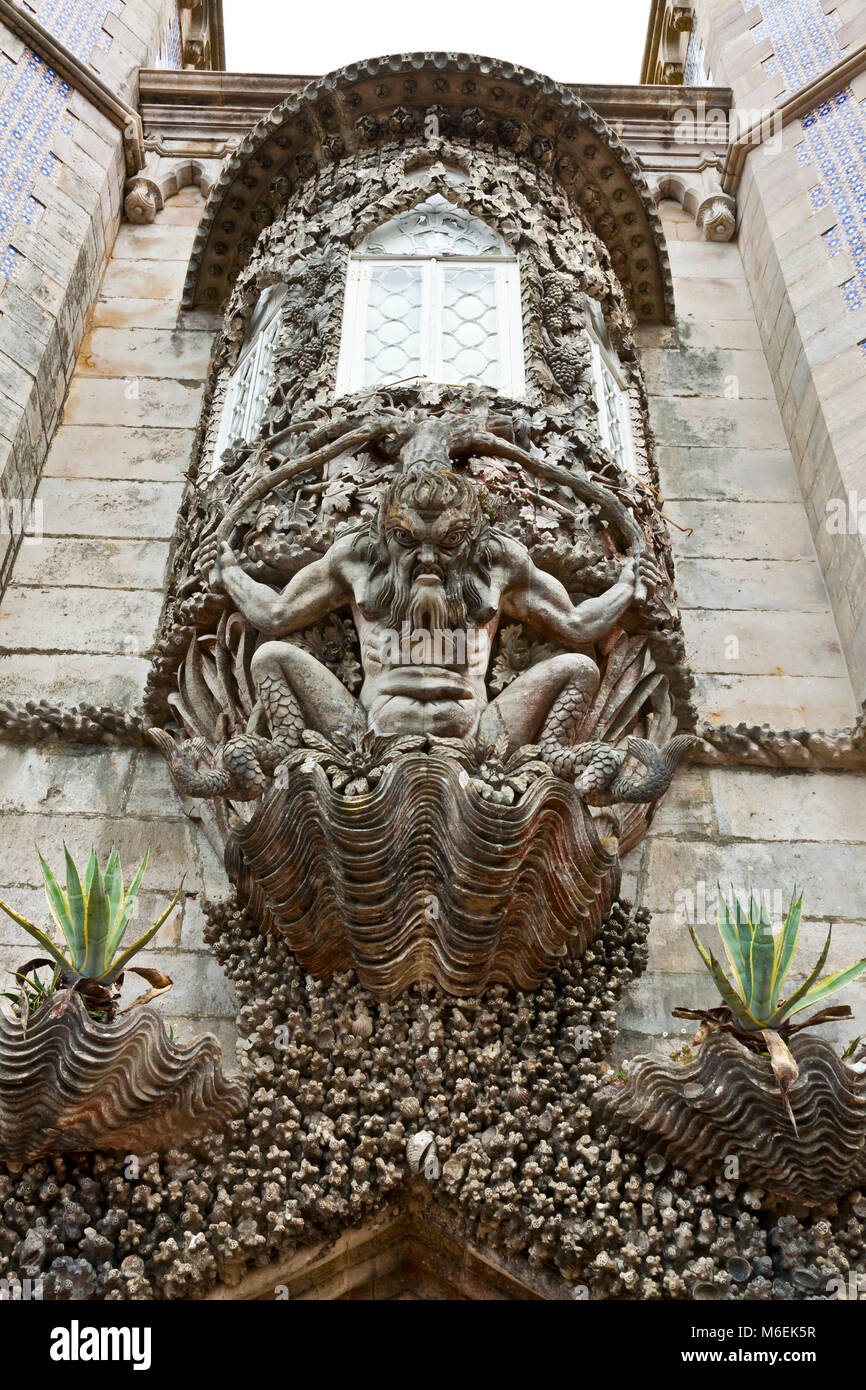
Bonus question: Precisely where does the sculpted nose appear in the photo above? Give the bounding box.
[419,542,436,565]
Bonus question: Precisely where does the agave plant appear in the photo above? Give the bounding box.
[674,887,866,1127]
[0,847,181,1019]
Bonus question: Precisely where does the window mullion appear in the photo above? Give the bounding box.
[592,340,609,449]
[496,263,521,395]
[243,336,265,440]
[353,262,371,391]
[423,260,439,381]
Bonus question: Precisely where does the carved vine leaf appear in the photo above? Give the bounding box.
[291,617,362,694]
[243,503,334,578]
[426,733,551,805]
[489,624,533,693]
[284,725,427,796]
[519,503,560,533]
[489,623,559,694]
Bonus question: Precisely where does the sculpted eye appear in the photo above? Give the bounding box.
[441,530,466,549]
[391,528,413,545]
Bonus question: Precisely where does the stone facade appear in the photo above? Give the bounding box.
[0,18,863,1061]
[0,4,863,1302]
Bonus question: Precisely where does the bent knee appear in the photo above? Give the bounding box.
[549,652,599,690]
[251,640,292,676]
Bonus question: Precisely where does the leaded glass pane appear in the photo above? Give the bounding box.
[246,316,280,439]
[440,264,500,385]
[363,194,508,258]
[363,263,424,385]
[228,351,257,442]
[602,363,624,457]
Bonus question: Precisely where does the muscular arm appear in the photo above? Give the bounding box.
[209,539,352,636]
[502,540,653,647]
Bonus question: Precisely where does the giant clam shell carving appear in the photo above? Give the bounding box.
[596,1032,866,1207]
[226,749,619,998]
[0,990,248,1162]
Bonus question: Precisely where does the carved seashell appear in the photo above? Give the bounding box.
[596,1032,866,1207]
[406,1129,436,1174]
[226,749,619,999]
[351,1010,373,1040]
[0,991,248,1163]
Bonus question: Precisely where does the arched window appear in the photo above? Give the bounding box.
[585,298,636,475]
[213,283,286,468]
[336,195,525,396]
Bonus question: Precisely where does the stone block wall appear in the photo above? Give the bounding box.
[0,0,180,593]
[620,196,865,1057]
[0,60,863,1068]
[638,198,857,729]
[693,0,866,702]
[0,188,234,1057]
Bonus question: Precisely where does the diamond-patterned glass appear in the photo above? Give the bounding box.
[601,360,626,468]
[363,263,424,385]
[364,194,507,258]
[441,265,500,385]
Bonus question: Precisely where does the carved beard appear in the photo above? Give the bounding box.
[377,567,470,633]
[406,580,450,634]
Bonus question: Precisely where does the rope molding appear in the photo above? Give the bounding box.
[1,697,863,771]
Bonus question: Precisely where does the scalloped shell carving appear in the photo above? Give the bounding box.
[226,750,619,998]
[596,1032,866,1207]
[0,991,248,1162]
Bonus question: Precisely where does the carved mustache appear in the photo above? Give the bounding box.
[411,560,445,582]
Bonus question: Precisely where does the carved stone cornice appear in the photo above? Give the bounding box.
[722,38,866,192]
[180,53,674,323]
[641,0,697,87]
[178,0,226,71]
[0,0,145,173]
[689,713,866,770]
[124,151,221,223]
[648,156,737,241]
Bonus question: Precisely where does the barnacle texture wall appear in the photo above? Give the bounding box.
[1,901,865,1300]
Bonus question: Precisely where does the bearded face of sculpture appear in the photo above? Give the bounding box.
[376,469,485,633]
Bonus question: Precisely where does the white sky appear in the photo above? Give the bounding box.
[221,0,653,85]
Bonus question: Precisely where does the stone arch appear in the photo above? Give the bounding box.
[182,53,675,323]
[648,164,736,242]
[124,156,221,225]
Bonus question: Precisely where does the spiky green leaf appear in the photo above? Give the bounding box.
[98,879,182,983]
[102,846,123,938]
[62,845,86,960]
[107,850,150,958]
[715,887,749,998]
[38,850,74,954]
[779,958,866,1021]
[81,861,111,979]
[769,889,802,1010]
[745,893,775,1020]
[83,848,98,898]
[688,924,760,1031]
[0,897,72,974]
[769,928,832,1025]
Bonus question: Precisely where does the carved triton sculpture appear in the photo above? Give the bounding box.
[144,118,695,997]
[151,421,691,808]
[148,412,693,997]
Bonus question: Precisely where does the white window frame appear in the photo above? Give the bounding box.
[586,314,636,476]
[212,286,285,471]
[336,252,525,397]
